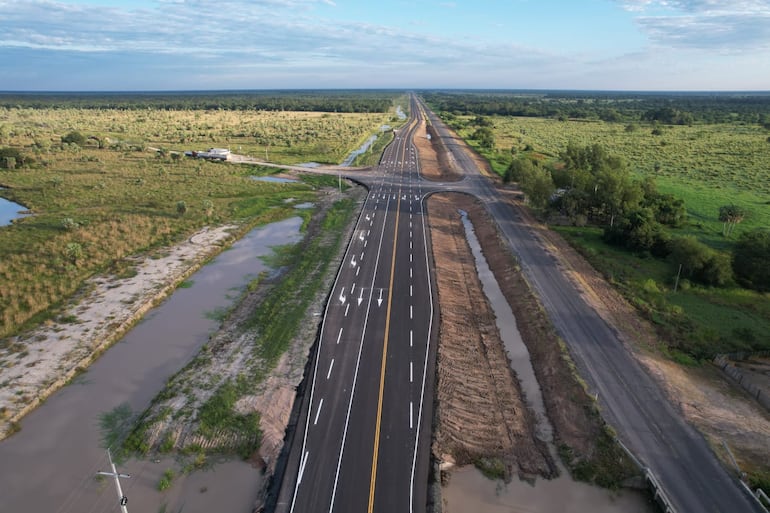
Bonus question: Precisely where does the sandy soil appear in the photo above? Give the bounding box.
[0,225,239,438]
[413,119,463,182]
[428,194,554,480]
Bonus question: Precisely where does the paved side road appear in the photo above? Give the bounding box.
[418,99,762,513]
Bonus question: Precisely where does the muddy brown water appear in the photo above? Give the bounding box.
[460,210,552,444]
[456,212,653,513]
[444,466,652,513]
[0,217,302,513]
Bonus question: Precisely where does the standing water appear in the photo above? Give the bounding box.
[0,188,30,226]
[451,211,652,513]
[0,217,303,513]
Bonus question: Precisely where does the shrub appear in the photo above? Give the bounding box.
[61,131,87,146]
[733,229,770,292]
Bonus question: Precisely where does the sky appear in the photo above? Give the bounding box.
[0,0,769,91]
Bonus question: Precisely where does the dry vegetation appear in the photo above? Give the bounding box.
[0,107,393,340]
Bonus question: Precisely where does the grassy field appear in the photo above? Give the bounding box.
[446,114,770,358]
[0,106,398,340]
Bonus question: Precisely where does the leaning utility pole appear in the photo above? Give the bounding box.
[97,449,131,513]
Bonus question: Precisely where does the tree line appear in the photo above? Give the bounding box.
[421,90,770,126]
[505,143,769,292]
[0,90,399,113]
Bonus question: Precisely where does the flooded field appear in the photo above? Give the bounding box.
[0,217,303,513]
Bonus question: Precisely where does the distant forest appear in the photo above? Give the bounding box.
[420,90,770,125]
[0,90,399,113]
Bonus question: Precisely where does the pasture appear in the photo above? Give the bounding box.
[0,105,395,339]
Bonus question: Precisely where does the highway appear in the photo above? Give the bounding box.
[274,95,762,513]
[275,100,437,513]
[418,98,762,513]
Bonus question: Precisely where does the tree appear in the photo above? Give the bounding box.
[65,242,83,266]
[62,131,86,146]
[718,204,747,237]
[176,201,188,216]
[733,230,770,292]
[668,236,731,287]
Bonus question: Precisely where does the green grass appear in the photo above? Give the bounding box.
[554,226,770,358]
[0,105,398,339]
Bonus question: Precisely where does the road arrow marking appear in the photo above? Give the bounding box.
[339,291,346,304]
[358,289,364,306]
[377,289,384,307]
[351,256,357,267]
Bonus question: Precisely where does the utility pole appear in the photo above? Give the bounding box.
[97,449,131,513]
[673,263,683,292]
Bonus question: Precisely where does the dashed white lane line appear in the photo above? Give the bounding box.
[336,328,343,344]
[410,361,413,383]
[410,305,413,319]
[409,401,414,429]
[327,359,335,380]
[345,303,350,316]
[410,330,413,347]
[314,398,324,425]
[410,268,413,279]
[410,284,413,297]
[351,283,356,294]
[298,451,310,485]
[356,267,360,276]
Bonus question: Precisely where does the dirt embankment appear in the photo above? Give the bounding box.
[136,185,366,472]
[428,194,554,480]
[413,119,463,182]
[420,120,634,487]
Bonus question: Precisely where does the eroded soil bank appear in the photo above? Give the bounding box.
[428,193,555,481]
[427,193,635,493]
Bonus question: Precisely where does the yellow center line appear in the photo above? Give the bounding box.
[368,191,401,513]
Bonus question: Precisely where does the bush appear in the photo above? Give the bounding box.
[669,236,731,287]
[733,229,770,292]
[61,131,87,146]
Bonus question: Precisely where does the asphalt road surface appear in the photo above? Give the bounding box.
[275,101,437,513]
[274,95,762,513]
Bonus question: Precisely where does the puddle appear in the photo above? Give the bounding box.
[0,217,303,513]
[444,466,652,513]
[251,175,299,183]
[0,192,30,226]
[294,202,314,209]
[341,134,378,167]
[460,210,552,443]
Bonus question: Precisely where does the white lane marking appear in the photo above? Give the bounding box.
[360,251,364,260]
[356,267,360,276]
[314,398,324,425]
[410,253,413,263]
[410,241,413,250]
[410,305,413,319]
[409,401,413,429]
[351,283,356,294]
[410,267,413,279]
[410,221,412,229]
[327,359,335,380]
[410,361,413,383]
[297,451,310,485]
[410,329,413,347]
[351,256,357,267]
[410,284,413,297]
[337,328,343,344]
[339,291,346,304]
[364,240,368,248]
[345,303,350,316]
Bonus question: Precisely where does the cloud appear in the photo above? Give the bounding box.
[616,0,770,50]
